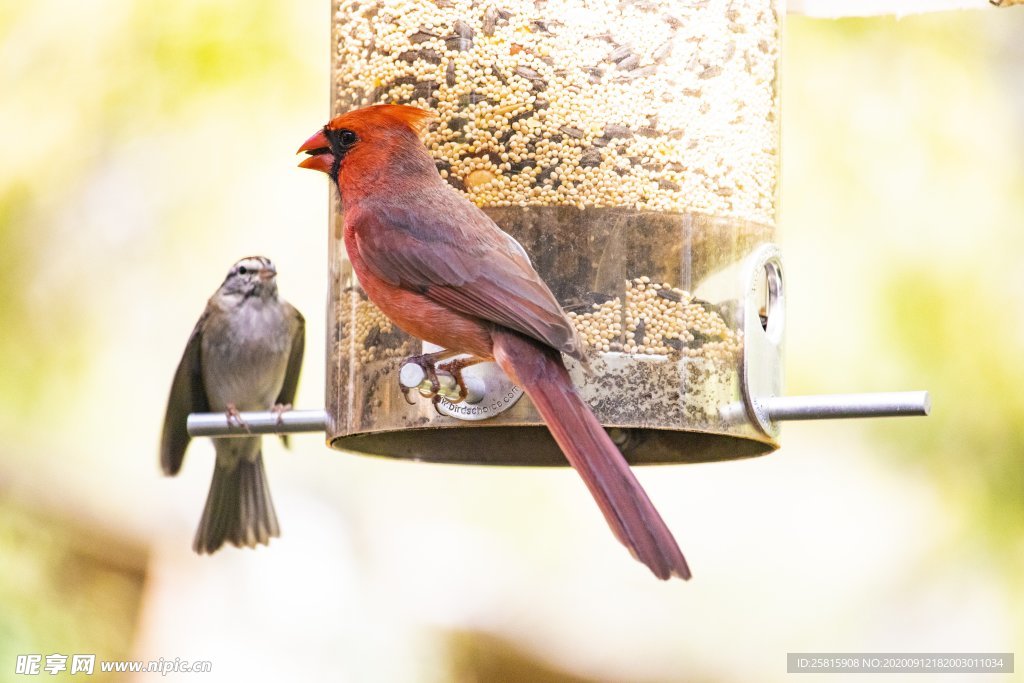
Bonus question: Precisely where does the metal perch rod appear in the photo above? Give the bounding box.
[186,391,929,438]
[187,409,328,437]
[764,391,931,421]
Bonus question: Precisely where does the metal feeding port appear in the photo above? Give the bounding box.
[725,244,930,431]
[397,342,524,421]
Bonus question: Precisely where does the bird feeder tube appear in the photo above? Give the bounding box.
[325,0,783,465]
[320,0,929,466]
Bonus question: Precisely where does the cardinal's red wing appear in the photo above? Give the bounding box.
[348,189,583,359]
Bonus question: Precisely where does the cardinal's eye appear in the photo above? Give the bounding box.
[338,129,357,147]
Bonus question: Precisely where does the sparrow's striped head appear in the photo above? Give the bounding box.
[220,256,278,298]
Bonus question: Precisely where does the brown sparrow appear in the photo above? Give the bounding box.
[160,256,305,554]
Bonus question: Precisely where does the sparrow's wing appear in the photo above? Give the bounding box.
[275,305,305,449]
[351,191,584,359]
[160,312,210,475]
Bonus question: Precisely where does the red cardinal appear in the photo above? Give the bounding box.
[299,104,690,580]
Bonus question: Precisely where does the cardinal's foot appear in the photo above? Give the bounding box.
[398,349,457,403]
[435,357,484,403]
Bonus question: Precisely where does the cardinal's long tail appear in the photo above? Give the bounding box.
[492,330,691,580]
[193,445,280,554]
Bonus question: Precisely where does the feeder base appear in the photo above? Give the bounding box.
[329,426,777,466]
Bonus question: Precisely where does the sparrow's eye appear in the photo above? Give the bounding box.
[238,266,248,275]
[338,129,357,147]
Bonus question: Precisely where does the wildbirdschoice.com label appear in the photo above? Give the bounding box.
[436,383,523,421]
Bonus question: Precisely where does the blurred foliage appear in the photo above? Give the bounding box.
[446,631,602,683]
[0,183,80,416]
[0,500,144,683]
[883,267,1024,564]
[0,0,320,423]
[784,13,1024,584]
[0,0,321,670]
[445,629,729,683]
[0,0,1022,679]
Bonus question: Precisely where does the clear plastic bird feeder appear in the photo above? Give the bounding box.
[323,0,778,464]
[315,0,927,465]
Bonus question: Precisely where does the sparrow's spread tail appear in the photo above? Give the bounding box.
[193,450,280,554]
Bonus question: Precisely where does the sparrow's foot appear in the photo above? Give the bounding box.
[225,403,251,433]
[270,403,292,426]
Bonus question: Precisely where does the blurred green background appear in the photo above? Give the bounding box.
[1,1,1022,681]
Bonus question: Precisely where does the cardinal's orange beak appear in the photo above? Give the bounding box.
[297,129,334,173]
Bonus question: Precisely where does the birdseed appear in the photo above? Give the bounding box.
[332,0,780,222]
[331,208,762,366]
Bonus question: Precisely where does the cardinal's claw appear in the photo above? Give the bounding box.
[424,365,440,396]
[435,357,485,404]
[399,349,457,401]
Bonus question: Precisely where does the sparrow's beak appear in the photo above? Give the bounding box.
[297,129,334,174]
[259,267,277,282]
